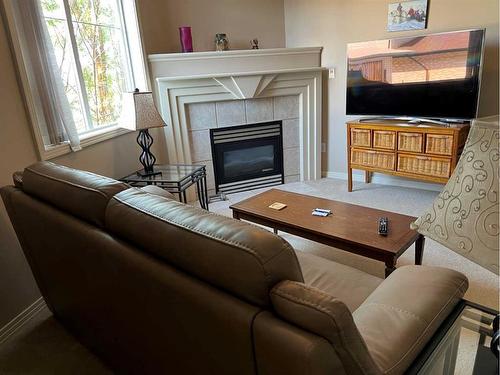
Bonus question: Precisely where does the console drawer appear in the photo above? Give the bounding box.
[398,132,424,153]
[397,154,451,178]
[373,130,396,150]
[426,134,454,155]
[351,149,395,170]
[350,128,371,148]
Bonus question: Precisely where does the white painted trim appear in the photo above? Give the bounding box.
[0,297,47,346]
[39,127,132,160]
[148,47,323,62]
[323,171,443,192]
[155,71,322,181]
[149,47,323,80]
[155,67,324,83]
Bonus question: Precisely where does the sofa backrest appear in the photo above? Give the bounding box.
[21,161,129,227]
[106,188,304,307]
[1,184,261,374]
[1,162,312,374]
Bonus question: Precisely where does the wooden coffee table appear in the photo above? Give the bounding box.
[230,189,424,277]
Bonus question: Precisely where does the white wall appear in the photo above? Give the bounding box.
[284,0,499,175]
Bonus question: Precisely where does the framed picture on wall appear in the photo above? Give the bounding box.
[388,0,429,32]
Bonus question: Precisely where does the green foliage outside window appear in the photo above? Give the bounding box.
[41,0,128,132]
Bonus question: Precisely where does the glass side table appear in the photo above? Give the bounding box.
[408,300,498,375]
[121,164,209,210]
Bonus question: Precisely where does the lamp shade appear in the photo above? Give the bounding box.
[119,90,166,131]
[411,116,499,275]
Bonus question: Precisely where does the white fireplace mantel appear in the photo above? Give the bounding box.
[149,47,324,181]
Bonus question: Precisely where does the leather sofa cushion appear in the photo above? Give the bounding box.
[296,251,383,311]
[353,265,468,375]
[270,281,382,375]
[22,162,129,228]
[105,188,304,307]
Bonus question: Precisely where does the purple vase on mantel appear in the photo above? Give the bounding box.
[179,26,193,52]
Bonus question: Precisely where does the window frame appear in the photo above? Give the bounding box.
[1,0,150,160]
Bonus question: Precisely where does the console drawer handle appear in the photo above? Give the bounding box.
[376,131,394,135]
[428,135,451,140]
[416,156,431,160]
[400,133,421,137]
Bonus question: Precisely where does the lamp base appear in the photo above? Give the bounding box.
[137,129,161,177]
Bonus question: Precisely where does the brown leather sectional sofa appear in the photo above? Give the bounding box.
[1,162,469,375]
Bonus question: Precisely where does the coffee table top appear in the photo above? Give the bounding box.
[230,189,419,256]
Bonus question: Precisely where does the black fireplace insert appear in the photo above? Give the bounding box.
[210,121,284,194]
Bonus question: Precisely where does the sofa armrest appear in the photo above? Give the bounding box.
[270,281,382,375]
[140,185,175,200]
[353,265,468,375]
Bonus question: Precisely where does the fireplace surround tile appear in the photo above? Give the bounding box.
[188,102,217,130]
[245,98,274,123]
[283,118,300,148]
[285,175,300,183]
[284,147,300,176]
[216,100,246,127]
[189,130,212,162]
[187,96,302,194]
[274,95,299,120]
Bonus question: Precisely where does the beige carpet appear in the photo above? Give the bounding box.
[210,178,499,310]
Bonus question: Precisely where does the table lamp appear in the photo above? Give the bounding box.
[120,89,167,177]
[411,115,499,356]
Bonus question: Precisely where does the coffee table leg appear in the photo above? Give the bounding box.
[232,211,240,220]
[415,235,425,265]
[385,259,396,278]
[273,229,278,235]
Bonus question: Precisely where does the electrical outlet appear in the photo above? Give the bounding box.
[321,142,327,153]
[328,68,335,79]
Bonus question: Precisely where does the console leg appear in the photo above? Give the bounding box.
[365,171,371,183]
[348,168,353,192]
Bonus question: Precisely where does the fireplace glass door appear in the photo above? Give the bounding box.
[211,122,284,194]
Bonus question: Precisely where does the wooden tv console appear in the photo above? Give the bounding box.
[347,120,470,192]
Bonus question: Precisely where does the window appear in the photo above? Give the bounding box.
[40,0,147,135]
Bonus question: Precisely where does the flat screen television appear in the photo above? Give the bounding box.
[346,29,485,120]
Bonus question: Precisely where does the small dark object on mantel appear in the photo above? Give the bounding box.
[251,38,259,49]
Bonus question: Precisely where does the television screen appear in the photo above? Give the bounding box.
[346,29,485,120]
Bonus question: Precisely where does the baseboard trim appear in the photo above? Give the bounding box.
[322,171,443,192]
[0,297,47,345]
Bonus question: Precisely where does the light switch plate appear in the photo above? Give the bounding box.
[328,68,335,79]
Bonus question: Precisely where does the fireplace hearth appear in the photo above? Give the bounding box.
[210,122,284,194]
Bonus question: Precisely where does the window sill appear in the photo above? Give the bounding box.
[42,126,132,160]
